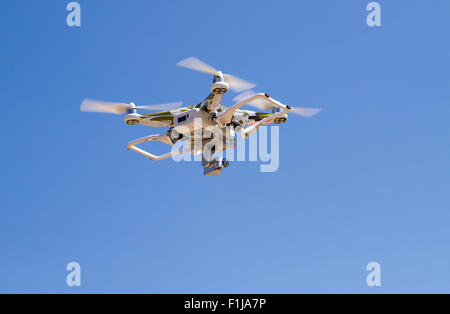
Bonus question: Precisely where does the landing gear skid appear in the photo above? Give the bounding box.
[202,155,230,177]
[128,133,234,177]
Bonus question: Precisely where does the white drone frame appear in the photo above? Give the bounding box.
[126,93,291,161]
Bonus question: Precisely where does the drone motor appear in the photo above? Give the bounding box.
[211,72,229,94]
[124,103,141,125]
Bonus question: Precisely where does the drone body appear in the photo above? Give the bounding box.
[81,57,322,176]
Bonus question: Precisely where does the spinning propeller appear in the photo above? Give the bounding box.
[233,91,322,118]
[80,99,183,114]
[176,57,256,93]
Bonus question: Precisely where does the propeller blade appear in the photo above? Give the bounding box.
[233,91,272,111]
[80,99,130,114]
[81,99,184,115]
[290,107,322,118]
[177,57,257,92]
[176,57,218,75]
[136,102,183,111]
[223,74,257,93]
[233,91,322,118]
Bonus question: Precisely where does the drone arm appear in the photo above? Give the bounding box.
[127,133,190,161]
[240,109,288,139]
[218,93,290,125]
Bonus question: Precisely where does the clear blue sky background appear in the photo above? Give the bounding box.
[1,0,449,293]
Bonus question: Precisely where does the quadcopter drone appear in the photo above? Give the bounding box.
[81,57,322,176]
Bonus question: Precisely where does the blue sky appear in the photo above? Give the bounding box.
[1,0,450,293]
